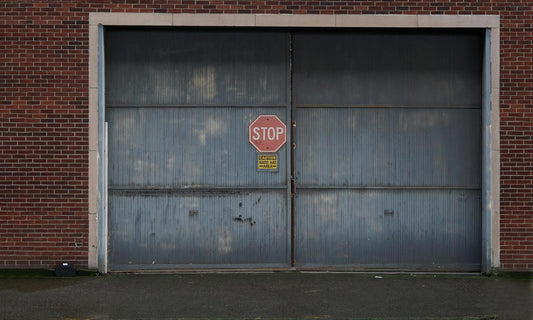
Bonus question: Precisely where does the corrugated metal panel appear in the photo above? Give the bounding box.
[105,28,483,271]
[105,29,288,107]
[105,29,291,269]
[292,30,483,271]
[109,190,288,267]
[106,107,287,187]
[295,189,481,270]
[293,30,483,107]
[294,108,481,187]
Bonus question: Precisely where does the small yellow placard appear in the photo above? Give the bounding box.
[258,154,278,171]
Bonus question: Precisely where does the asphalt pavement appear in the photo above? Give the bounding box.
[0,272,532,320]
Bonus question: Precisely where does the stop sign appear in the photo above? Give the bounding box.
[249,115,287,153]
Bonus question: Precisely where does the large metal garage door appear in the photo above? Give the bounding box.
[105,28,483,271]
[292,30,483,270]
[105,29,291,269]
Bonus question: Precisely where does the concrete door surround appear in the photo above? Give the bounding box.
[87,13,500,273]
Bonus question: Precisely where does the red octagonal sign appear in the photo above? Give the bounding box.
[249,115,287,153]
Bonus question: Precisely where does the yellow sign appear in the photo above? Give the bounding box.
[258,154,278,170]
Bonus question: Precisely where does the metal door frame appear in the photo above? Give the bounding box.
[89,14,500,274]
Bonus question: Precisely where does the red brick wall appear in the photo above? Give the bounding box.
[1,1,89,268]
[1,0,532,270]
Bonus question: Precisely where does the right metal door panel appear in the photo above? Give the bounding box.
[293,30,483,270]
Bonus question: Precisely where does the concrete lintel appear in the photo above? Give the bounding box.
[173,13,255,26]
[256,14,335,27]
[89,12,173,26]
[336,15,417,28]
[418,15,500,28]
[88,13,502,29]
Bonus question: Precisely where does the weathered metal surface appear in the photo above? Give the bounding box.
[292,30,483,270]
[294,108,481,187]
[293,30,483,107]
[105,29,290,269]
[105,28,288,107]
[105,28,484,271]
[106,107,287,187]
[109,190,288,268]
[295,189,481,270]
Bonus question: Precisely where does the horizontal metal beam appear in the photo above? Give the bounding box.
[106,104,289,109]
[294,104,481,109]
[109,185,288,192]
[109,263,291,271]
[296,185,481,190]
[109,185,481,192]
[108,264,480,272]
[295,263,481,271]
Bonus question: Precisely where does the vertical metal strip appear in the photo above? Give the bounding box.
[103,122,108,274]
[97,25,107,274]
[287,31,294,268]
[482,29,492,275]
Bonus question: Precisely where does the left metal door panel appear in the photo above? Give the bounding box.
[105,29,290,269]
